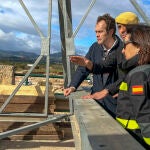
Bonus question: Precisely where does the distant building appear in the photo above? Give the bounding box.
[27,64,33,67]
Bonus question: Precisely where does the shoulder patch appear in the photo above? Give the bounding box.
[132,85,144,95]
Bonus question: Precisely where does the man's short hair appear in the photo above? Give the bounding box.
[115,12,139,25]
[97,14,116,36]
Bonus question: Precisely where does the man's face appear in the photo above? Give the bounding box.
[117,23,127,40]
[95,20,110,45]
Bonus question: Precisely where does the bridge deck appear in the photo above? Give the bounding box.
[71,89,145,150]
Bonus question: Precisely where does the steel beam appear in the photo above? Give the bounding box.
[58,0,75,87]
[130,0,150,25]
[0,114,69,140]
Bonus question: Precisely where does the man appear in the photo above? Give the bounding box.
[69,12,139,109]
[64,14,123,117]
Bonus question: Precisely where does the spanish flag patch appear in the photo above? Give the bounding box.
[132,85,144,95]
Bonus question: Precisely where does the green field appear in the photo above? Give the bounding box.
[0,61,63,75]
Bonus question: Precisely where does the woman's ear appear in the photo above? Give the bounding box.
[136,48,140,54]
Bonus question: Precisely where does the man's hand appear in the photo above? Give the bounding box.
[64,87,75,96]
[82,89,109,100]
[70,56,93,70]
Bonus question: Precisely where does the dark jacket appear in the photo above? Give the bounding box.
[93,40,127,95]
[69,35,123,116]
[116,64,150,145]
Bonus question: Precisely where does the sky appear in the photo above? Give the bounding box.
[0,0,149,55]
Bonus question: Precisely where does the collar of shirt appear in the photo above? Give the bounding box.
[102,38,117,55]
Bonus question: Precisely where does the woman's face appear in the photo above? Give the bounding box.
[122,35,140,60]
[117,24,127,40]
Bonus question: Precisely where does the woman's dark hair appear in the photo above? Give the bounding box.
[126,24,150,65]
[97,14,116,37]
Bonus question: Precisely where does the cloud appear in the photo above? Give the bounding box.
[0,0,149,55]
[0,0,58,53]
[0,29,40,53]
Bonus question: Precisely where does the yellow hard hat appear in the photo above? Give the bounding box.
[115,12,139,24]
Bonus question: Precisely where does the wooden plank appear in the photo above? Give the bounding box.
[0,85,72,141]
[0,116,50,122]
[2,128,62,136]
[0,122,59,132]
[55,100,69,110]
[0,139,75,150]
[0,103,55,113]
[3,134,64,140]
[0,95,55,104]
[71,90,145,150]
[0,122,73,140]
[0,85,54,96]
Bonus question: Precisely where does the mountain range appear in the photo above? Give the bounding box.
[0,49,63,63]
[0,48,86,64]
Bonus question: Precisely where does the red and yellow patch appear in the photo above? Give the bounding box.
[132,85,144,95]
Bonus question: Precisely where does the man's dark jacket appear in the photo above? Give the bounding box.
[69,35,123,116]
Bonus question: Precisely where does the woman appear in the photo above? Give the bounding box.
[116,24,150,147]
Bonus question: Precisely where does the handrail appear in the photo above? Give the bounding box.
[71,89,145,150]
